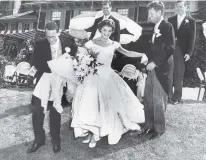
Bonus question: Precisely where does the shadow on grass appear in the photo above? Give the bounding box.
[0,104,32,120]
[181,99,206,104]
[0,121,144,160]
[6,87,34,92]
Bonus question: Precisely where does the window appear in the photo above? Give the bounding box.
[117,9,129,17]
[138,6,148,22]
[52,11,61,21]
[80,10,91,15]
[164,12,175,20]
[24,24,30,31]
[11,23,18,32]
[52,11,61,28]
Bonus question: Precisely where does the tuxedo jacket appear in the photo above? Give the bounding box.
[32,37,68,85]
[147,20,175,95]
[85,15,120,42]
[168,15,196,56]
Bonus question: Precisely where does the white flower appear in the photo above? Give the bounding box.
[28,47,33,51]
[82,55,93,65]
[78,47,89,55]
[203,22,206,38]
[77,53,85,59]
[73,59,78,66]
[154,28,160,34]
[154,28,161,37]
[65,47,71,53]
[72,51,101,83]
[185,19,189,24]
[202,22,206,29]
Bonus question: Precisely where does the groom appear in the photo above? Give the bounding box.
[142,1,175,140]
[85,0,120,42]
[27,21,69,153]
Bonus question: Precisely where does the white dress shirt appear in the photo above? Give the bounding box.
[50,37,62,60]
[177,13,186,29]
[152,17,164,43]
[103,14,111,20]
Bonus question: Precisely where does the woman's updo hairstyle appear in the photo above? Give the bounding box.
[98,19,115,33]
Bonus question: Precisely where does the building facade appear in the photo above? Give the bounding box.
[0,1,200,34]
[19,1,199,30]
[0,0,201,57]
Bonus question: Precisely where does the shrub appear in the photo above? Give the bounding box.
[184,2,206,87]
[15,38,35,65]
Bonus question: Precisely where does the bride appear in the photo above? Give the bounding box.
[70,19,147,148]
[48,19,147,148]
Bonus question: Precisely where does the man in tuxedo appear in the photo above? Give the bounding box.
[27,21,69,153]
[85,0,120,42]
[168,0,196,104]
[142,1,175,140]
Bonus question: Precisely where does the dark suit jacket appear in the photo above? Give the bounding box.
[168,15,196,56]
[32,37,67,85]
[85,15,120,42]
[147,20,175,95]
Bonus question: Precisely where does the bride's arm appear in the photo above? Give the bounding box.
[84,41,99,57]
[116,45,145,58]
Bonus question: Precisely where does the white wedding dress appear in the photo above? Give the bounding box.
[71,40,145,145]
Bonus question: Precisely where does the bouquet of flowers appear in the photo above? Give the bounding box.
[73,48,102,84]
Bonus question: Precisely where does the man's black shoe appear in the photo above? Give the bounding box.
[168,99,173,104]
[149,132,164,140]
[53,144,61,153]
[140,128,155,136]
[27,141,45,153]
[172,100,180,105]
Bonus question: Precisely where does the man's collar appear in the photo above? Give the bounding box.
[155,17,164,30]
[104,14,111,19]
[50,36,60,47]
[178,13,186,18]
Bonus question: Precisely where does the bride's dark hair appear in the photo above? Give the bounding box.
[98,19,115,33]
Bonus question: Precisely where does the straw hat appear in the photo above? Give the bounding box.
[69,28,88,40]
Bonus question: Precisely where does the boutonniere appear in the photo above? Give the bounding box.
[65,47,71,53]
[202,22,206,29]
[64,47,71,58]
[185,19,189,24]
[154,28,162,37]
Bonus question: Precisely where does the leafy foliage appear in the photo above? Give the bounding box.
[184,2,206,87]
[15,39,35,65]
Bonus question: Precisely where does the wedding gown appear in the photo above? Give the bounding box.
[71,40,145,145]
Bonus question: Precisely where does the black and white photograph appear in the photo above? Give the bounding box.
[0,0,205,159]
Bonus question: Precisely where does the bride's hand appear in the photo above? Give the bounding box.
[141,54,148,65]
[89,49,99,58]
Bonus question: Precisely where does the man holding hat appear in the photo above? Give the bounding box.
[85,0,120,42]
[28,21,70,153]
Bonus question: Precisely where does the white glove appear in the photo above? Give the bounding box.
[141,54,148,65]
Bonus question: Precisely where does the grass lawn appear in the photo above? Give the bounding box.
[0,88,205,160]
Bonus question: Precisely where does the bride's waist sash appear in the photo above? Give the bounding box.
[96,65,113,81]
